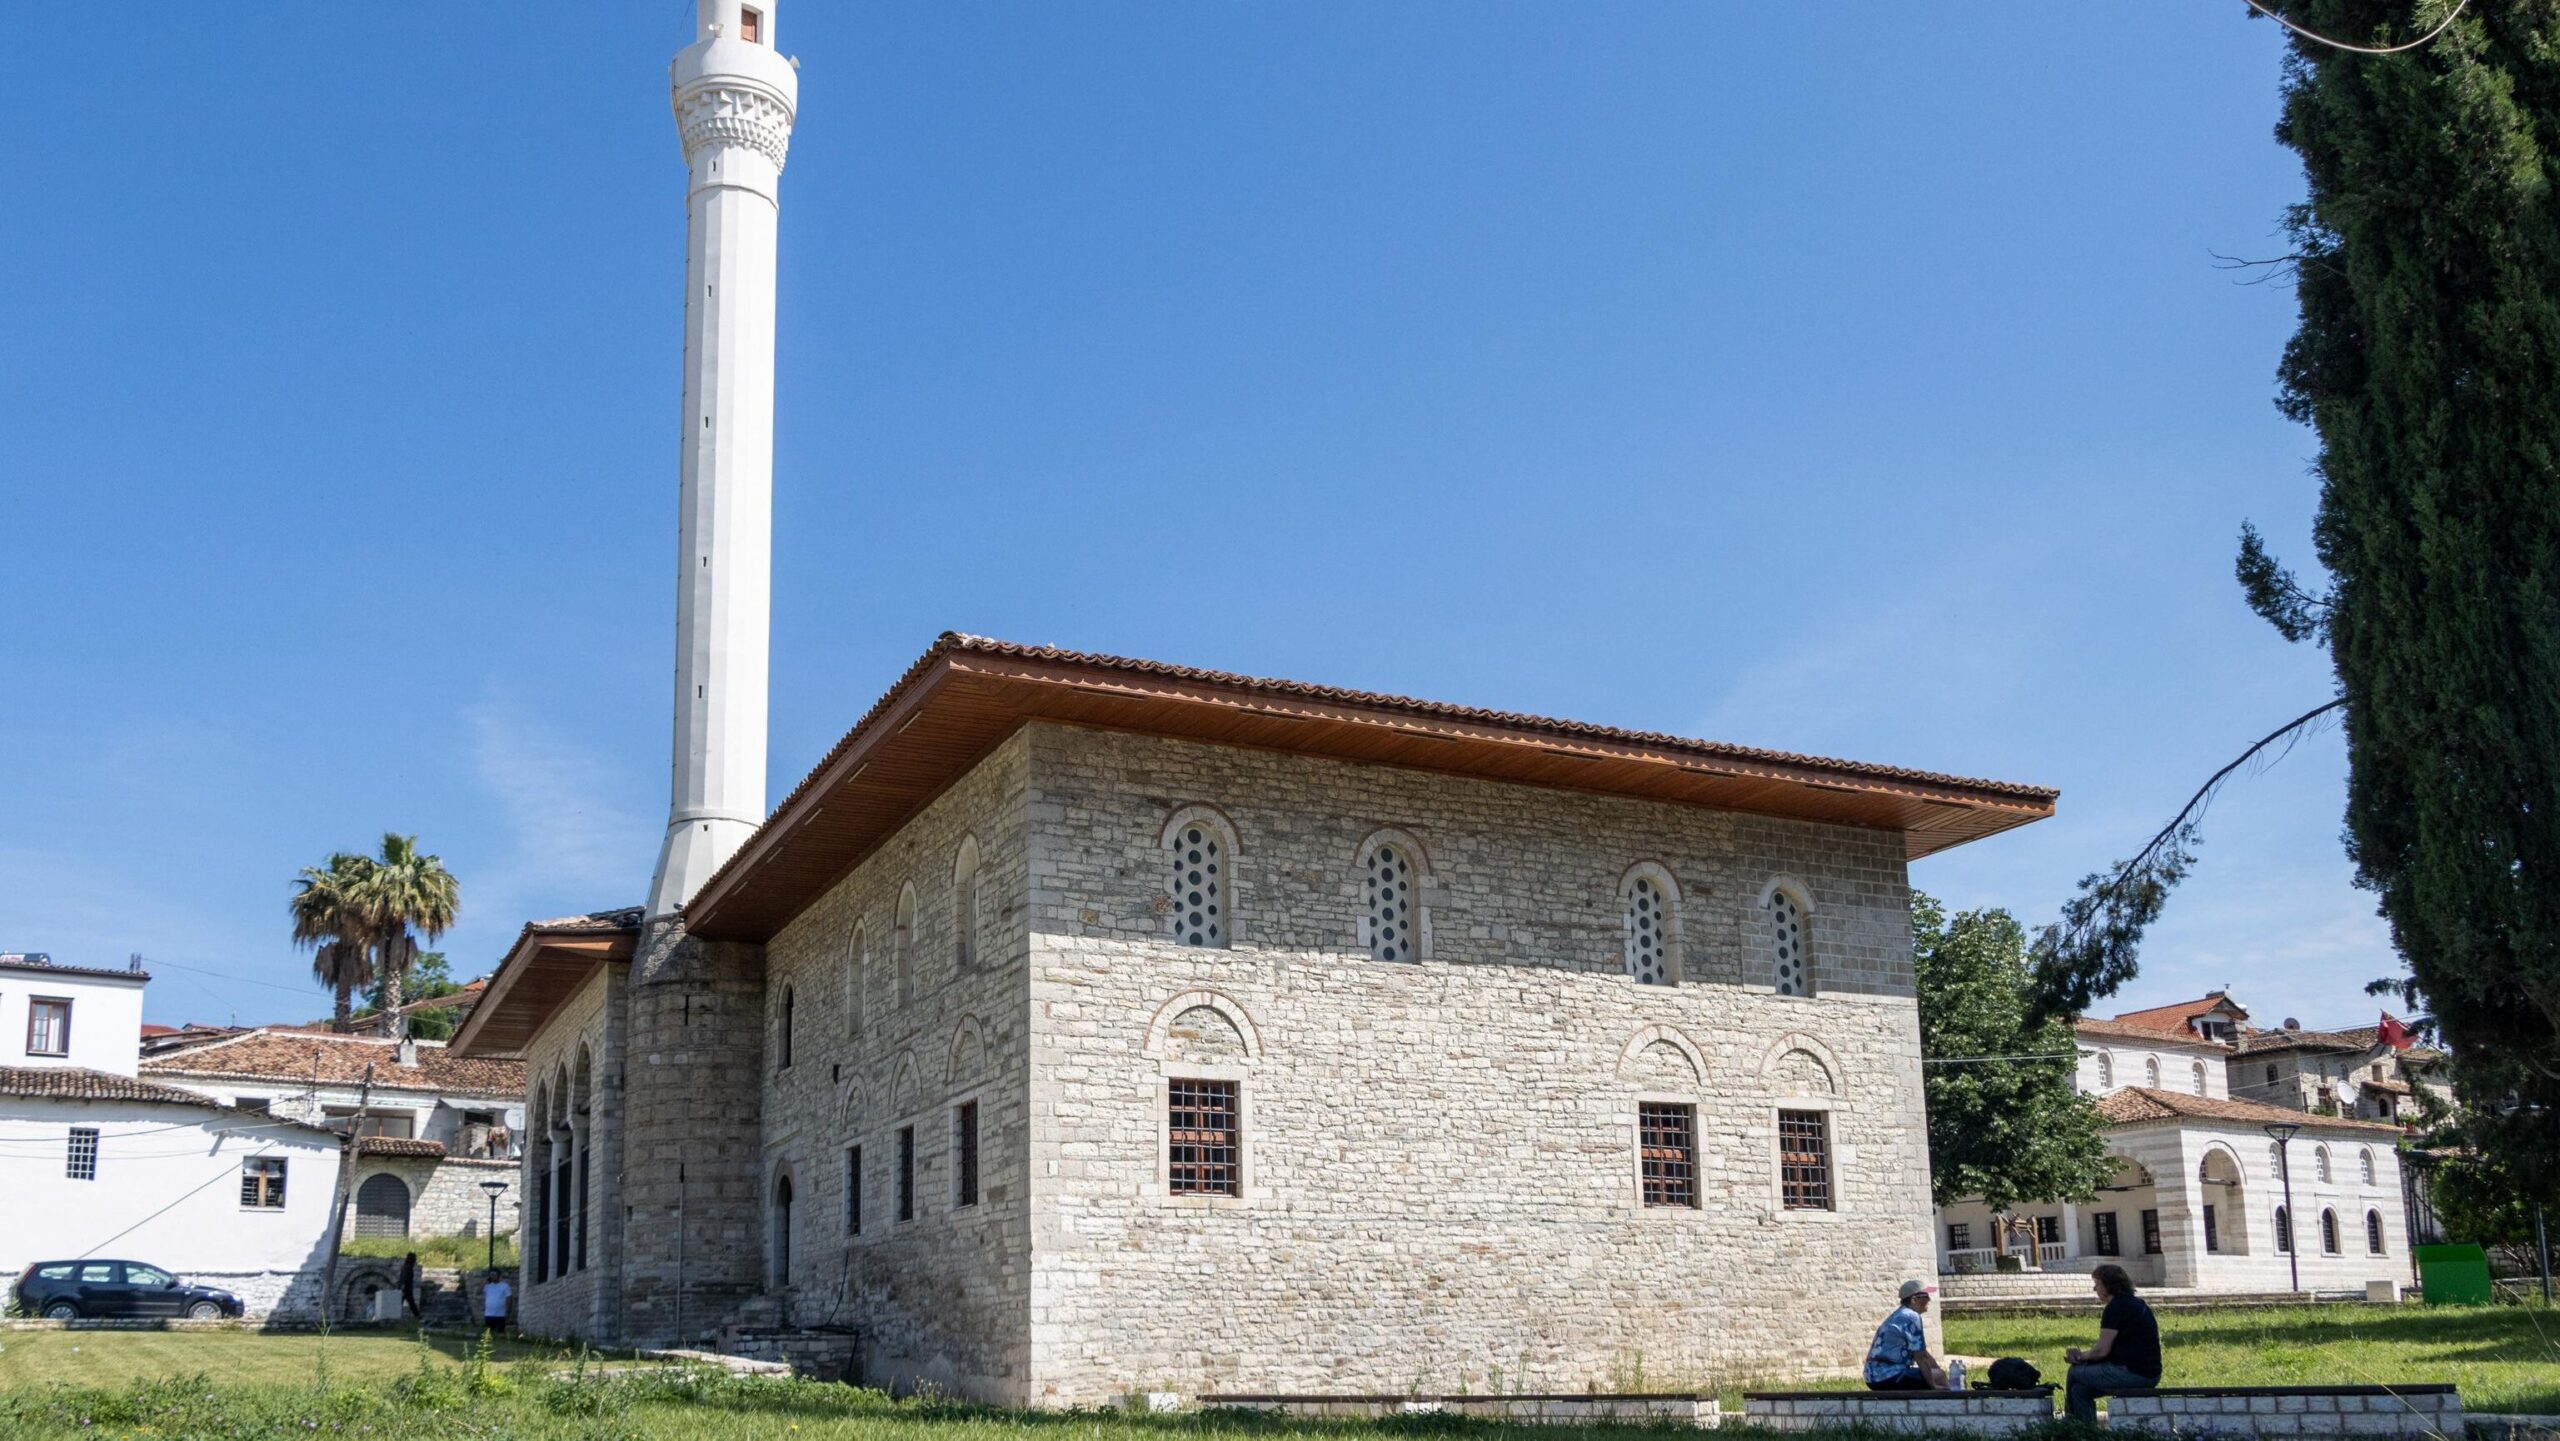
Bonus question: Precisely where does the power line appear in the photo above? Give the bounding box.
[2240,0,2470,56]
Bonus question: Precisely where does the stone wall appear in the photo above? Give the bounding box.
[517,964,616,1340]
[1744,1390,2057,1434]
[1021,725,1940,1406]
[756,733,1033,1400]
[2109,1386,2462,1437]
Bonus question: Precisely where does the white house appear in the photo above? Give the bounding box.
[0,1066,344,1318]
[1935,996,2409,1296]
[2,953,147,1076]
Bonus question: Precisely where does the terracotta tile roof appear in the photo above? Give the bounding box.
[141,1030,523,1096]
[2236,1026,2367,1055]
[2095,1086,2403,1134]
[355,1136,446,1158]
[2074,1018,2228,1048]
[0,1065,313,1123]
[2105,992,2248,1039]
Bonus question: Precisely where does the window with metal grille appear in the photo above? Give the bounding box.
[2274,1205,2293,1253]
[2035,1215,2062,1244]
[1167,819,1229,948]
[2366,1208,2385,1255]
[1168,1078,1240,1196]
[1769,891,1808,996]
[1778,1110,1830,1210]
[953,1101,980,1207]
[2093,1211,2120,1256]
[1625,875,1672,986]
[240,1156,286,1209]
[1638,1102,1698,1208]
[65,1127,97,1181]
[354,1173,411,1236]
[2321,1208,2341,1254]
[2141,1208,2163,1255]
[1366,843,1415,963]
[1947,1222,1971,1250]
[2191,1061,2208,1096]
[2204,1204,2220,1253]
[846,1146,863,1235]
[896,1126,916,1222]
[28,998,71,1057]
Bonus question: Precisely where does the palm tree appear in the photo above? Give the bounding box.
[292,853,378,1033]
[357,833,460,1043]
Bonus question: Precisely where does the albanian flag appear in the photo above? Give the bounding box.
[2377,1013,2413,1051]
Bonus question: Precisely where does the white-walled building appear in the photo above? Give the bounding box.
[0,1067,344,1317]
[1935,997,2410,1296]
[1,954,147,1076]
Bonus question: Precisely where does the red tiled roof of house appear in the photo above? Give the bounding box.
[0,1066,324,1128]
[355,1136,447,1158]
[2094,1086,2402,1134]
[2074,1017,2228,1047]
[140,1029,523,1096]
[2104,992,2247,1040]
[2236,1026,2367,1055]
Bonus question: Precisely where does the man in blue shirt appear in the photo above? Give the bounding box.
[1865,1280,1949,1390]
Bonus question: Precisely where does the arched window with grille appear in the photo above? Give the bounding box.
[2191,1060,2208,1096]
[2096,1053,2114,1090]
[1620,865,1681,986]
[354,1173,411,1238]
[893,886,917,1006]
[845,922,867,1037]
[1357,830,1430,963]
[2145,1057,2161,1089]
[952,836,982,972]
[2274,1204,2293,1253]
[2320,1207,2341,1254]
[2315,1145,2333,1183]
[2366,1208,2386,1254]
[1763,881,1812,996]
[2359,1147,2377,1185]
[1162,807,1235,949]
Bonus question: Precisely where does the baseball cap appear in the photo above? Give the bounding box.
[1899,1280,1937,1301]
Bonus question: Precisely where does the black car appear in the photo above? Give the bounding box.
[13,1260,243,1320]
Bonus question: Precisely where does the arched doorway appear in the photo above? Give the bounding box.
[2198,1146,2251,1256]
[354,1173,412,1238]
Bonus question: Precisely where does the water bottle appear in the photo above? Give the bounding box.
[1947,1360,1968,1392]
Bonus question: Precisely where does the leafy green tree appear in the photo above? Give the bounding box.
[2242,0,2560,1191]
[356,950,464,1041]
[2415,1145,2558,1277]
[290,852,377,1034]
[355,833,459,1043]
[1915,893,2117,1216]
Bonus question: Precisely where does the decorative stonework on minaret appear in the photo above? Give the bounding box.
[649,1,798,918]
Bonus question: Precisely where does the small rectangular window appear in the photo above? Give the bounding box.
[1168,1078,1240,1197]
[241,1157,287,1209]
[2035,1215,2062,1245]
[2092,1211,2120,1256]
[953,1101,980,1208]
[739,6,763,43]
[65,1127,98,1181]
[28,997,72,1057]
[1946,1222,1971,1251]
[846,1146,863,1235]
[1637,1101,1698,1208]
[1778,1110,1830,1211]
[896,1126,915,1222]
[2141,1208,2163,1255]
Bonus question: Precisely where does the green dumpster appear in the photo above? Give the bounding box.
[2413,1243,2494,1305]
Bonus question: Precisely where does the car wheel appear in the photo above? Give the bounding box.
[42,1301,78,1321]
[186,1301,224,1321]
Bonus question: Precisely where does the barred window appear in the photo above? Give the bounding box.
[953,1101,980,1208]
[2143,1208,2163,1254]
[2204,1204,2221,1254]
[1625,875,1672,986]
[2036,1215,2062,1244]
[2092,1211,2120,1256]
[1638,1102,1698,1208]
[896,1125,916,1222]
[1365,842,1415,963]
[2366,1208,2386,1255]
[2360,1148,2378,1185]
[1168,1078,1240,1197]
[1769,890,1808,996]
[65,1127,98,1181]
[846,1146,863,1236]
[2274,1204,2293,1253]
[1777,1110,1830,1210]
[2321,1207,2341,1254]
[1947,1222,1971,1250]
[2191,1060,2208,1096]
[240,1156,286,1209]
[1167,817,1231,948]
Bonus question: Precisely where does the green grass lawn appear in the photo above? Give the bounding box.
[1947,1302,2560,1414]
[0,1326,581,1388]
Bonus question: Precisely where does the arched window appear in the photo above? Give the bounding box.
[2320,1207,2341,1254]
[952,837,982,972]
[2265,1063,2279,1087]
[772,1173,795,1283]
[776,984,795,1071]
[1621,866,1680,987]
[2096,1053,2114,1090]
[1766,884,1810,996]
[1364,839,1417,963]
[845,922,867,1036]
[893,886,917,1006]
[2359,1147,2377,1186]
[2269,1142,2285,1180]
[2274,1204,2293,1254]
[2366,1209,2386,1255]
[1162,808,1234,948]
[354,1173,412,1238]
[2145,1057,2162,1089]
[2191,1060,2208,1096]
[2314,1145,2333,1183]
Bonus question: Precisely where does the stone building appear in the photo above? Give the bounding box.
[454,634,2054,1403]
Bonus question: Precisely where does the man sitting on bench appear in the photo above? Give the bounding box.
[1865,1280,1950,1391]
[2064,1263,2163,1422]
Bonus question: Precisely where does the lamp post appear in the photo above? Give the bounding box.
[2265,1122,2302,1294]
[479,1179,509,1277]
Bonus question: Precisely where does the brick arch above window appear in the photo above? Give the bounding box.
[1615,1022,1708,1090]
[838,1081,866,1134]
[1354,827,1433,964]
[947,1014,988,1087]
[1143,988,1263,1064]
[1758,1031,1842,1095]
[887,1051,921,1118]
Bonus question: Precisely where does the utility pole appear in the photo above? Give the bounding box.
[319,1062,377,1330]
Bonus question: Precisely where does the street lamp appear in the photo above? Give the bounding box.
[479,1179,509,1277]
[2265,1122,2302,1294]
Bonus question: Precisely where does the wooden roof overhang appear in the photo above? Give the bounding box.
[683,635,2058,944]
[448,924,635,1058]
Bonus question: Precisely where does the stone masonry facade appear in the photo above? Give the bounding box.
[514,721,1944,1406]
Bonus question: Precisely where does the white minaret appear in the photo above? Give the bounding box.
[648,1,799,918]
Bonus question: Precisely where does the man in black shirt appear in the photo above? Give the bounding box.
[2064,1263,2162,1422]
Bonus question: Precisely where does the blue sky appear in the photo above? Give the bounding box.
[1,3,2382,1031]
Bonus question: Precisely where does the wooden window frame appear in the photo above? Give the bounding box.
[1167,1077,1241,1197]
[1777,1109,1831,1211]
[739,6,763,43]
[2092,1210,2120,1256]
[240,1156,287,1209]
[27,996,72,1057]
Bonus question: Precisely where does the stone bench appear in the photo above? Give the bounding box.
[2105,1385,2462,1437]
[1198,1392,1719,1425]
[1742,1388,2057,1434]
